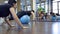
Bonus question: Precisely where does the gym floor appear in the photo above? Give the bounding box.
[0,21,60,34]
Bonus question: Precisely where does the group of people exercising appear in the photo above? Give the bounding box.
[1,0,58,28]
[0,0,35,28]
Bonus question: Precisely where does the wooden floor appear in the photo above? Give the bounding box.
[0,21,60,34]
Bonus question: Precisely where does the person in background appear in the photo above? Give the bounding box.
[17,10,35,20]
[50,12,56,21]
[39,11,44,21]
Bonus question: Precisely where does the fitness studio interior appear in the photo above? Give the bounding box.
[0,0,60,34]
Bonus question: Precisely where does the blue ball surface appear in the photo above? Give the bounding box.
[20,15,30,24]
[51,16,56,21]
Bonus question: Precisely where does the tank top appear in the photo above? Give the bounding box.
[0,4,12,17]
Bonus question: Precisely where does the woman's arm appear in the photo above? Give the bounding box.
[9,7,24,28]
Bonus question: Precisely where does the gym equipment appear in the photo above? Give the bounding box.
[20,15,30,24]
[51,16,56,21]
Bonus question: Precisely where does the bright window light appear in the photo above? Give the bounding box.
[53,0,60,1]
[59,2,60,14]
[4,1,8,3]
[45,2,48,13]
[27,6,31,11]
[53,1,58,13]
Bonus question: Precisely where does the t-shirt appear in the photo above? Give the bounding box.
[0,4,12,17]
[17,11,32,18]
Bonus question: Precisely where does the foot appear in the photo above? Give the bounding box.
[9,25,15,28]
[22,26,29,29]
[11,25,15,27]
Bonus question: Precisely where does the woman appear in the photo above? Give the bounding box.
[17,10,35,19]
[0,0,35,28]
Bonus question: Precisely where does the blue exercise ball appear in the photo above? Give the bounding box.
[51,16,56,21]
[20,15,30,24]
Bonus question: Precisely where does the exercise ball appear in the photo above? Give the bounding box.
[51,16,56,21]
[20,15,30,24]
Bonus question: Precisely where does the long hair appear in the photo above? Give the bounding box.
[8,0,16,6]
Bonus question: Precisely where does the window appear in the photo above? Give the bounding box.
[41,3,45,8]
[36,4,40,10]
[53,0,60,1]
[52,0,60,15]
[59,2,60,14]
[4,1,8,3]
[27,6,31,11]
[52,1,58,13]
